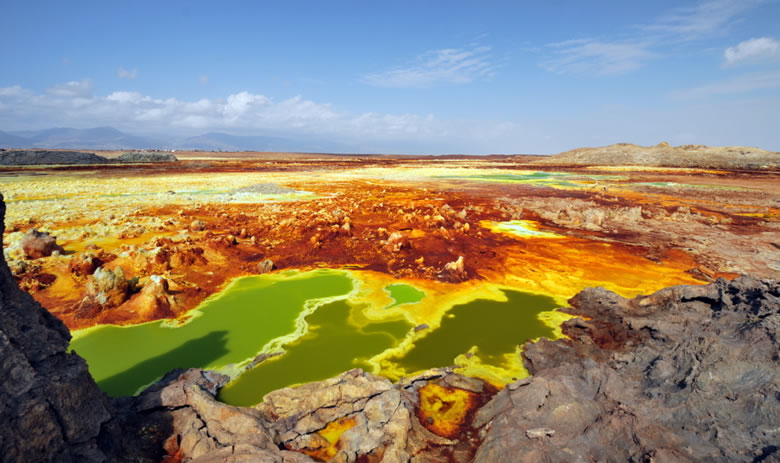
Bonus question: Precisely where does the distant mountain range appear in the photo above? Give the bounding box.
[0,127,355,153]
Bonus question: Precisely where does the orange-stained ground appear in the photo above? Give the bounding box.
[1,153,777,331]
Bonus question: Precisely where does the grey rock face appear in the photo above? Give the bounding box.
[0,196,112,462]
[473,276,779,463]
[116,152,178,163]
[0,150,109,165]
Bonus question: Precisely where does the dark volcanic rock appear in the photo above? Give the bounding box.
[116,151,178,163]
[473,277,779,463]
[0,196,112,462]
[0,150,109,165]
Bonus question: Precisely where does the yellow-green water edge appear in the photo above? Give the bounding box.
[218,299,411,406]
[69,269,355,396]
[71,269,572,406]
[385,283,426,308]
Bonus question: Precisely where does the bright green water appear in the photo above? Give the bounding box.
[394,289,557,372]
[385,283,426,308]
[218,299,410,406]
[633,182,747,191]
[72,271,563,407]
[69,270,354,396]
[436,171,626,189]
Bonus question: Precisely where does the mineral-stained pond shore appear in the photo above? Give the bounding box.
[4,151,778,401]
[70,269,567,406]
[2,147,779,462]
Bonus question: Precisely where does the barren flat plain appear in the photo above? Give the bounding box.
[2,146,779,461]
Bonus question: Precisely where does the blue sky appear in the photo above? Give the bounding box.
[1,0,779,153]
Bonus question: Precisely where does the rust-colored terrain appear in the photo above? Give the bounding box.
[1,150,778,463]
[2,151,777,332]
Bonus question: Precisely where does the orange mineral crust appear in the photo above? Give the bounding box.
[2,157,778,331]
[417,383,478,439]
[293,417,357,462]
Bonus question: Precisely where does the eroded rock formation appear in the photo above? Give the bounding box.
[21,228,64,259]
[474,276,779,462]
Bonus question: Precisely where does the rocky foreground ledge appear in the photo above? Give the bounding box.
[1,197,778,462]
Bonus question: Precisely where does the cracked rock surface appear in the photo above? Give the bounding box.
[0,198,112,462]
[473,276,779,463]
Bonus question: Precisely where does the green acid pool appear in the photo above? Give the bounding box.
[390,290,558,372]
[71,270,567,406]
[69,270,354,396]
[218,299,410,406]
[385,283,426,308]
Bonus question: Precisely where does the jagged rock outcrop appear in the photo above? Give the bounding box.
[74,266,134,318]
[438,256,467,282]
[473,276,779,462]
[0,196,113,462]
[21,228,64,259]
[124,275,178,320]
[69,253,103,277]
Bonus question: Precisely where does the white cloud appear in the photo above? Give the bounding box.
[362,45,495,88]
[724,37,780,66]
[117,67,137,79]
[669,71,780,99]
[644,0,764,39]
[0,85,25,97]
[0,83,440,139]
[542,40,654,75]
[0,81,545,153]
[46,79,93,98]
[541,0,765,75]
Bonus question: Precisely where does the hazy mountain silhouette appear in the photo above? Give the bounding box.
[1,126,356,153]
[0,131,31,148]
[5,127,162,150]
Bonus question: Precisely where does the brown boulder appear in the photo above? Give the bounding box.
[68,253,102,277]
[74,266,134,318]
[189,220,207,231]
[129,275,177,320]
[21,228,64,259]
[257,259,275,274]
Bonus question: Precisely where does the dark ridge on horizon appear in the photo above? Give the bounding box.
[0,126,545,156]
